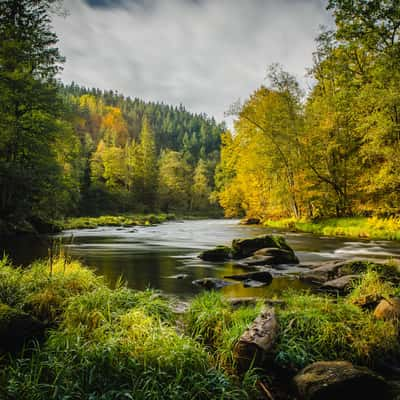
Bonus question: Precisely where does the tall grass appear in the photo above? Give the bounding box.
[263,216,400,240]
[0,257,258,400]
[274,291,399,370]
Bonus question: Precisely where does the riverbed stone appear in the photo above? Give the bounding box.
[199,246,231,261]
[321,274,360,294]
[0,304,44,352]
[374,297,400,321]
[240,217,261,225]
[224,271,273,284]
[231,234,293,259]
[254,247,299,264]
[192,278,234,290]
[234,308,278,371]
[293,361,390,400]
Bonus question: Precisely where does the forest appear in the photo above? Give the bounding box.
[0,0,224,234]
[216,0,400,221]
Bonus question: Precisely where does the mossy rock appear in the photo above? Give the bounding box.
[0,304,44,352]
[294,361,390,400]
[231,234,294,259]
[199,246,232,261]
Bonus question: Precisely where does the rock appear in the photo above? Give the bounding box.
[300,260,368,284]
[321,275,360,294]
[234,308,278,371]
[352,294,383,310]
[294,361,390,400]
[0,304,44,352]
[166,274,188,280]
[228,297,260,308]
[240,255,277,266]
[374,297,400,320]
[240,217,261,225]
[254,247,299,264]
[243,279,270,288]
[199,246,231,261]
[224,271,273,284]
[192,278,234,290]
[231,234,293,259]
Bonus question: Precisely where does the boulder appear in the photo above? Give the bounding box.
[234,308,278,371]
[294,361,390,400]
[254,247,299,264]
[300,260,367,284]
[374,297,400,320]
[231,234,293,259]
[166,274,188,280]
[199,246,231,261]
[240,255,277,266]
[224,271,273,284]
[192,278,234,290]
[321,275,360,294]
[240,217,261,225]
[0,303,44,352]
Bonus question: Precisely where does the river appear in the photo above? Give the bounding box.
[1,219,400,298]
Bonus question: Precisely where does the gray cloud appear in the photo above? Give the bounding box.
[53,0,333,124]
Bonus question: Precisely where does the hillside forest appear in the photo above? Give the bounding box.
[1,0,400,234]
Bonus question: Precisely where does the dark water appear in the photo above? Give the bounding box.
[1,219,400,298]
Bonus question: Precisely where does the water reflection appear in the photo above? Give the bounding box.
[1,219,399,298]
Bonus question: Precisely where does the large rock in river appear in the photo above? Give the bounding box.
[294,361,390,400]
[0,303,44,352]
[231,234,294,259]
[234,308,278,371]
[224,271,273,284]
[199,246,231,261]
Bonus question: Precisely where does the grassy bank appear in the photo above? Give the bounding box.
[60,213,177,230]
[263,216,400,241]
[0,257,399,399]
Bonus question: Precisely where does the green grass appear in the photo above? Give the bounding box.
[185,291,263,370]
[263,216,400,240]
[0,257,259,400]
[61,213,176,230]
[274,290,399,371]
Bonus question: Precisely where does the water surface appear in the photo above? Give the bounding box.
[2,219,400,298]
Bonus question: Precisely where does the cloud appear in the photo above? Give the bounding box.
[53,0,333,124]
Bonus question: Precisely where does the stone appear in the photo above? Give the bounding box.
[240,217,261,225]
[294,361,390,400]
[231,234,293,259]
[224,271,273,284]
[254,247,299,264]
[243,279,270,288]
[234,308,278,371]
[0,303,44,352]
[166,274,188,280]
[321,275,360,294]
[374,297,400,320]
[192,278,234,290]
[199,246,231,261]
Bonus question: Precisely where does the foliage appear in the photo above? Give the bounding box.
[274,291,399,370]
[263,216,400,240]
[217,1,400,219]
[0,257,257,400]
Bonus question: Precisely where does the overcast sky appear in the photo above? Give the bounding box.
[53,0,333,124]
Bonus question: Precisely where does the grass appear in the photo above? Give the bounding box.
[0,257,259,400]
[61,213,176,230]
[263,216,400,240]
[274,290,399,371]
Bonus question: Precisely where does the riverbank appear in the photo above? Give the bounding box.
[1,255,400,399]
[263,216,400,241]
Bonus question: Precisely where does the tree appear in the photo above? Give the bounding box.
[191,159,212,211]
[0,0,68,227]
[139,116,158,208]
[158,150,192,212]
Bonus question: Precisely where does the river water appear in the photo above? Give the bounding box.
[2,219,400,298]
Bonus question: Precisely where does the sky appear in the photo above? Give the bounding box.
[53,0,333,124]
